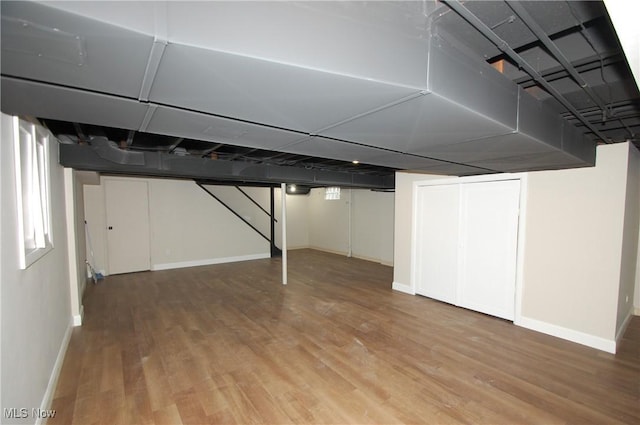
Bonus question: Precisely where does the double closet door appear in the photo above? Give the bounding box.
[414,179,521,320]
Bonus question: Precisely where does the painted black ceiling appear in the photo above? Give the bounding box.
[2,1,639,188]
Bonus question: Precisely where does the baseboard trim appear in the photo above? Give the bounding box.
[72,305,84,327]
[37,319,73,424]
[351,253,394,267]
[634,307,640,316]
[151,253,270,271]
[615,310,633,346]
[392,281,415,295]
[516,316,616,354]
[307,246,350,257]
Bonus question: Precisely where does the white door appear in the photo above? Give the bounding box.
[415,184,460,305]
[458,180,520,320]
[105,179,151,275]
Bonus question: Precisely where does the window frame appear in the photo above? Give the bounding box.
[325,186,341,200]
[13,116,54,269]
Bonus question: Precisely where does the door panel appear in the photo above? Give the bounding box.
[415,184,460,305]
[105,179,151,274]
[458,180,520,320]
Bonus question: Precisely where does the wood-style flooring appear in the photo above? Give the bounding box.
[50,249,640,424]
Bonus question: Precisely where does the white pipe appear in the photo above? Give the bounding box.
[281,183,288,285]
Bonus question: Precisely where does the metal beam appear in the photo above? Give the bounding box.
[443,0,612,143]
[513,51,623,87]
[506,1,609,114]
[196,183,271,243]
[236,186,278,223]
[126,130,135,147]
[167,137,184,153]
[59,143,395,189]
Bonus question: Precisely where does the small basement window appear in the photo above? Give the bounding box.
[325,187,341,200]
[13,117,53,269]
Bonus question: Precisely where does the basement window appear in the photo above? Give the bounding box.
[325,187,341,200]
[13,116,53,269]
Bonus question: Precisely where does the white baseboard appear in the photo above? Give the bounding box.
[634,307,640,316]
[37,319,73,424]
[516,316,616,354]
[151,253,270,271]
[72,305,84,327]
[392,281,415,295]
[350,253,394,267]
[307,246,349,257]
[615,310,633,346]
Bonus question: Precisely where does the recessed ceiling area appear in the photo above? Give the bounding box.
[1,1,638,189]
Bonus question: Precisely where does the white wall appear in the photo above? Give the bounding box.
[619,144,640,327]
[636,210,640,314]
[1,113,72,422]
[307,188,351,255]
[521,143,630,346]
[393,144,639,352]
[86,178,394,274]
[393,172,449,292]
[64,169,88,326]
[306,188,395,264]
[351,189,394,265]
[84,184,108,276]
[272,188,309,250]
[85,177,273,273]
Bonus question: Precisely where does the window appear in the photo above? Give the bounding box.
[13,117,53,269]
[325,186,341,200]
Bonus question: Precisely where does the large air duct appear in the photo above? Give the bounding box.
[1,1,595,178]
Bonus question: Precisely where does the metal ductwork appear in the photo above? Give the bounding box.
[1,1,597,182]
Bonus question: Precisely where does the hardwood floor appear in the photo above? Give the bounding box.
[50,249,639,424]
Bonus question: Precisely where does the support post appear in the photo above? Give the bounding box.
[281,183,288,285]
[270,187,277,257]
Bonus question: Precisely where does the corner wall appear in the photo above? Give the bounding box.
[84,177,272,273]
[520,143,630,349]
[393,172,449,292]
[0,113,72,420]
[619,144,640,327]
[393,143,638,352]
[307,188,395,264]
[307,188,351,256]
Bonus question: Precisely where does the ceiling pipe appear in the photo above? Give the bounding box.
[442,0,612,143]
[126,130,135,147]
[506,1,609,115]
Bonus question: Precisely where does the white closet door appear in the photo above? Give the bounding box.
[458,180,520,320]
[415,184,460,305]
[105,179,151,275]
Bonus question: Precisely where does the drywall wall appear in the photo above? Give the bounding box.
[84,177,273,273]
[271,188,310,250]
[351,189,394,265]
[636,218,640,314]
[1,113,72,421]
[618,143,640,330]
[85,181,314,273]
[393,172,450,292]
[306,187,395,264]
[202,185,272,244]
[307,188,351,255]
[83,184,107,276]
[521,143,629,345]
[64,169,88,326]
[393,144,638,352]
[148,178,270,269]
